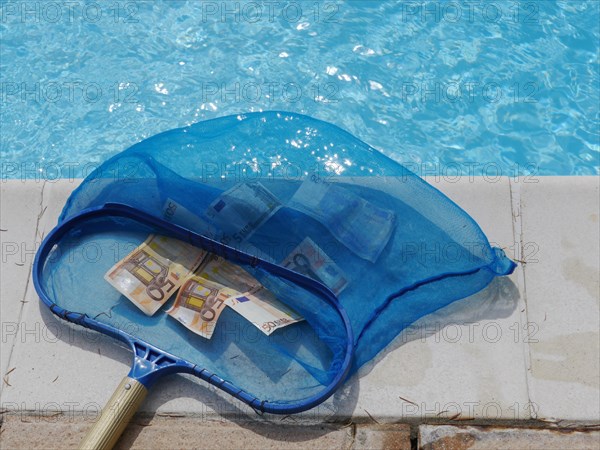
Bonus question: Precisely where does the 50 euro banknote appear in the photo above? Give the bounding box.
[104,234,207,316]
[227,288,303,336]
[199,256,303,336]
[281,237,348,295]
[105,233,304,338]
[169,256,304,339]
[166,275,237,339]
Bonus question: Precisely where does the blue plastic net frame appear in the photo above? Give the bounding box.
[33,202,355,414]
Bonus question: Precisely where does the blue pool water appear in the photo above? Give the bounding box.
[1,0,598,178]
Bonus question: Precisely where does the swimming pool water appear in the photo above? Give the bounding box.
[1,0,598,178]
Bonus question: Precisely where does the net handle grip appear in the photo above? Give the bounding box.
[79,376,147,450]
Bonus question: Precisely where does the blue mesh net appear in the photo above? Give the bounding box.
[37,111,515,410]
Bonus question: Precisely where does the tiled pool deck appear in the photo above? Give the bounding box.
[1,176,598,449]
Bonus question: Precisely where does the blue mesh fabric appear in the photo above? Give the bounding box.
[42,111,515,406]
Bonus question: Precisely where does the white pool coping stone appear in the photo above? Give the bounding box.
[0,176,598,425]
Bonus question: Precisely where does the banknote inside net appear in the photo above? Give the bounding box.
[104,234,206,316]
[105,236,304,338]
[288,175,396,262]
[104,178,393,337]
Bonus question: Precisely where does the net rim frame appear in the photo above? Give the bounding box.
[32,202,355,414]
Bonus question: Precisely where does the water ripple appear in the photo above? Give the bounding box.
[0,0,598,176]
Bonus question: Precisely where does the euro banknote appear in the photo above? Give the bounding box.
[227,288,303,336]
[281,237,348,295]
[165,275,234,339]
[104,234,207,316]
